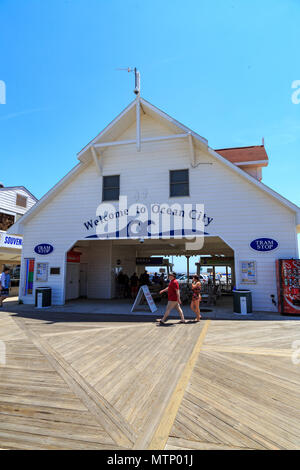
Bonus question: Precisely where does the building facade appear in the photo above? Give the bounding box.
[8,98,300,311]
[0,185,37,294]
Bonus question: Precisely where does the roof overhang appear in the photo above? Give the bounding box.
[6,96,300,235]
[77,97,208,163]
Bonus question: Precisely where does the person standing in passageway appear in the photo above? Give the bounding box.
[116,270,125,298]
[0,267,10,308]
[130,272,139,299]
[157,272,186,325]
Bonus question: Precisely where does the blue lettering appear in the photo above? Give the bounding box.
[84,219,94,230]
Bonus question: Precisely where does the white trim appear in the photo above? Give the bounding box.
[188,133,196,166]
[207,147,300,214]
[6,97,300,234]
[235,160,268,166]
[7,162,88,235]
[90,146,102,175]
[0,208,16,217]
[140,98,208,146]
[93,133,189,149]
[77,99,137,158]
[136,97,141,152]
[77,97,208,160]
[0,186,38,201]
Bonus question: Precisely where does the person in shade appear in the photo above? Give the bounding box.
[190,274,202,322]
[0,267,10,308]
[130,272,139,299]
[157,272,186,325]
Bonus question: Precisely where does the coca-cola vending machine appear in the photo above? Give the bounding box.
[276,259,300,314]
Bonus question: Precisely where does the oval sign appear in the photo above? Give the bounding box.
[250,238,278,252]
[34,244,54,255]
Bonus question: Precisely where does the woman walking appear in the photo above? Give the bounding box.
[190,275,201,321]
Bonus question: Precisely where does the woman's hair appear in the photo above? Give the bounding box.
[192,274,199,281]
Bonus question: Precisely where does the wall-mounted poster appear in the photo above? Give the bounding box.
[241,260,257,284]
[24,259,35,295]
[36,263,48,282]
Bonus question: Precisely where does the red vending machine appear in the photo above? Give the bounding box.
[276,259,300,314]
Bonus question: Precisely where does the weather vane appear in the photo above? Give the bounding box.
[117,67,140,95]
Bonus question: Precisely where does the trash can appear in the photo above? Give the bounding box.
[233,289,252,314]
[35,287,52,308]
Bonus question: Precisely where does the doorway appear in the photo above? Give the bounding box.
[79,263,88,297]
[66,263,80,300]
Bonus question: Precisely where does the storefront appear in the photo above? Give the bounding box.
[8,97,300,311]
[0,185,37,295]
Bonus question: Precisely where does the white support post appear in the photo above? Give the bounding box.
[94,133,189,149]
[188,132,196,166]
[186,255,190,286]
[136,97,141,152]
[90,146,102,175]
[226,265,229,290]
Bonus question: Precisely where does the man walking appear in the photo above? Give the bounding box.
[157,272,186,324]
[0,267,10,308]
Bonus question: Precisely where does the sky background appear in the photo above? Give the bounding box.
[0,0,299,272]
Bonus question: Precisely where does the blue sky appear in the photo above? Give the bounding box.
[0,0,299,270]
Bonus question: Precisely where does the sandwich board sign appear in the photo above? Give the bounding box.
[131,285,158,313]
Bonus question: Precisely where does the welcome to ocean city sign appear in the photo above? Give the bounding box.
[83,198,213,240]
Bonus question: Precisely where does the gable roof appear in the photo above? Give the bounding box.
[216,145,268,166]
[6,96,300,235]
[0,186,38,201]
[77,97,208,162]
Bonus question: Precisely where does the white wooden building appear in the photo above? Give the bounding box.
[0,185,37,294]
[7,97,300,311]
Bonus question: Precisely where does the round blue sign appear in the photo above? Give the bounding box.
[250,238,278,252]
[34,244,54,255]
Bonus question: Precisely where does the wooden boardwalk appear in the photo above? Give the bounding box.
[0,311,299,450]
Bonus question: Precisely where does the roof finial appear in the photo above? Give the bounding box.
[262,137,265,146]
[117,67,140,96]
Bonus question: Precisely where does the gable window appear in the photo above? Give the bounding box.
[170,169,189,197]
[16,194,27,208]
[102,175,120,201]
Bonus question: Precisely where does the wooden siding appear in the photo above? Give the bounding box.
[18,113,298,309]
[0,188,36,216]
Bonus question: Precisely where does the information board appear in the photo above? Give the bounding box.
[240,260,257,284]
[131,285,158,313]
[36,263,49,282]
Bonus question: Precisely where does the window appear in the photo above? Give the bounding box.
[16,194,27,208]
[102,175,120,201]
[0,212,15,230]
[170,169,189,197]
